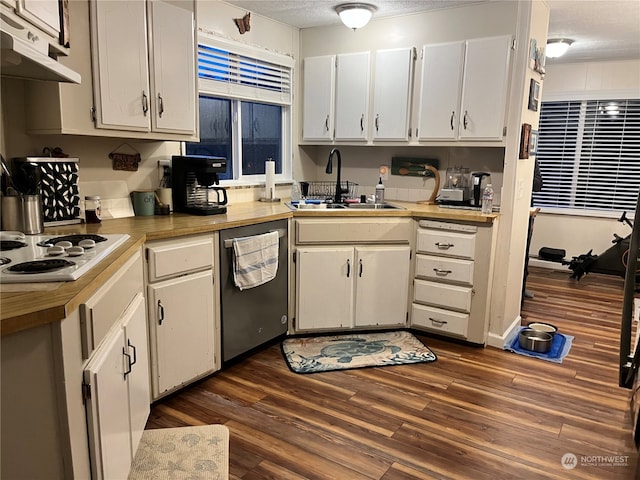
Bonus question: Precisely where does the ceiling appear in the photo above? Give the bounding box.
[224,0,640,64]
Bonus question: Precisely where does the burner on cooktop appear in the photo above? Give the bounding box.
[0,240,28,251]
[37,234,108,247]
[0,257,10,266]
[7,259,75,273]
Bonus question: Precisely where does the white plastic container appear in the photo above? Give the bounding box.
[481,184,494,214]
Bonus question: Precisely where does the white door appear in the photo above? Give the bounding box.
[121,294,150,459]
[296,247,354,330]
[335,52,370,141]
[84,328,132,480]
[302,55,335,141]
[458,35,511,140]
[372,48,413,141]
[148,0,196,134]
[92,0,150,131]
[417,42,465,140]
[148,270,214,396]
[354,246,411,327]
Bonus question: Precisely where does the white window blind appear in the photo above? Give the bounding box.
[533,99,640,212]
[196,36,292,106]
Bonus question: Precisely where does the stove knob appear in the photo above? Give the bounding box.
[55,241,73,249]
[47,246,66,256]
[67,246,85,257]
[78,239,96,249]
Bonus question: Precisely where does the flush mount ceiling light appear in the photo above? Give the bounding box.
[546,38,574,58]
[335,3,377,31]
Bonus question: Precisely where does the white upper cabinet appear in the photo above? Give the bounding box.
[335,52,370,141]
[418,35,511,141]
[302,55,335,141]
[371,47,414,141]
[91,0,196,135]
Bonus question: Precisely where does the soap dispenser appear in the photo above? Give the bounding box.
[375,177,385,204]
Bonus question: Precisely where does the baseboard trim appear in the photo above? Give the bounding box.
[487,316,522,349]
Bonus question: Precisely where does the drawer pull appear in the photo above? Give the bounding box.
[123,348,132,379]
[429,317,448,326]
[433,268,452,275]
[128,339,137,367]
[359,258,363,277]
[435,242,454,249]
[346,259,351,278]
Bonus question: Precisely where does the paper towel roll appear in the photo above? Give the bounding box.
[265,160,276,199]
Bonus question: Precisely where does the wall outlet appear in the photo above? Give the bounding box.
[379,165,389,181]
[158,159,171,167]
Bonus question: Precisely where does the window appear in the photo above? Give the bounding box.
[533,99,640,212]
[185,35,294,182]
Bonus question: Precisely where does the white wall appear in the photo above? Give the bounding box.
[530,59,640,266]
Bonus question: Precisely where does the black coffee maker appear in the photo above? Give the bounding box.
[470,171,491,208]
[172,155,228,215]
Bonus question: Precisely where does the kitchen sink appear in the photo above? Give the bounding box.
[286,202,404,211]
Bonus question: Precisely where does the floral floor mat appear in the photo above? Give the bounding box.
[281,330,437,374]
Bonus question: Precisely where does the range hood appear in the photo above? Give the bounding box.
[1,16,80,84]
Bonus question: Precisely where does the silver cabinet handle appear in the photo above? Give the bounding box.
[157,300,165,325]
[450,111,455,130]
[433,268,453,275]
[463,110,469,129]
[142,91,149,116]
[158,93,164,118]
[429,317,448,326]
[435,242,454,249]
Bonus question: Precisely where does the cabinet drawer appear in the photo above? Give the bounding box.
[296,218,411,244]
[415,254,474,285]
[412,303,469,337]
[146,234,214,282]
[80,249,144,359]
[416,229,476,259]
[413,279,471,312]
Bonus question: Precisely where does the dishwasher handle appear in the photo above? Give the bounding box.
[223,228,287,249]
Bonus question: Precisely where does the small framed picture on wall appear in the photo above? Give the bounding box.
[528,79,541,111]
[519,123,532,159]
[529,130,539,156]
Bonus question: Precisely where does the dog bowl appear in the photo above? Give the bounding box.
[526,321,558,337]
[519,329,553,353]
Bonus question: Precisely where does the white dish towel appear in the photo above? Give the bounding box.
[232,230,279,290]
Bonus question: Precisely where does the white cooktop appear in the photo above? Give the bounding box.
[0,232,129,283]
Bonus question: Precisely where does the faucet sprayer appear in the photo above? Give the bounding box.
[326,148,344,203]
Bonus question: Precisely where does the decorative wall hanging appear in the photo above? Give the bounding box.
[109,143,141,171]
[519,123,532,159]
[529,130,539,156]
[528,78,541,111]
[234,12,251,34]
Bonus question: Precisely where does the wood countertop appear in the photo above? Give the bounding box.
[0,200,496,336]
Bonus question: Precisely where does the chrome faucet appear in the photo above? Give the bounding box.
[326,148,345,203]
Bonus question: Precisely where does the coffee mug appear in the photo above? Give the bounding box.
[131,190,155,216]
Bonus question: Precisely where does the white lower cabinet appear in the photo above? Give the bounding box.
[147,270,215,396]
[145,234,217,400]
[296,245,410,331]
[84,293,150,480]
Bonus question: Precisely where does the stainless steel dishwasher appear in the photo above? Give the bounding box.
[219,219,289,362]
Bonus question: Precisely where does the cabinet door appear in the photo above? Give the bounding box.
[372,48,413,141]
[354,246,410,327]
[458,35,511,140]
[417,42,464,140]
[148,270,215,397]
[148,0,196,134]
[335,52,370,141]
[92,0,150,131]
[302,55,335,141]
[121,294,150,459]
[84,328,132,480]
[296,247,354,330]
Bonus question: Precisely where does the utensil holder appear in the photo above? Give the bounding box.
[1,194,44,234]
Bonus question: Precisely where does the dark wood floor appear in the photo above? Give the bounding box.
[146,266,640,479]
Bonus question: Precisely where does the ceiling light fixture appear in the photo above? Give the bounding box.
[546,38,574,58]
[335,3,377,31]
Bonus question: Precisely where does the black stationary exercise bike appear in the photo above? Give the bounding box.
[564,211,640,284]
